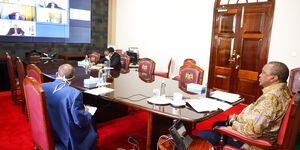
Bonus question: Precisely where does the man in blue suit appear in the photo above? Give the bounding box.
[41,64,97,150]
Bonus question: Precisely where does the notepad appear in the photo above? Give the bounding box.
[85,105,97,115]
[210,91,241,103]
[186,97,232,112]
[84,87,114,96]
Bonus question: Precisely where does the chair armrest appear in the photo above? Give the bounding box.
[213,126,282,149]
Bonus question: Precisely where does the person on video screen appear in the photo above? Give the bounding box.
[7,24,25,36]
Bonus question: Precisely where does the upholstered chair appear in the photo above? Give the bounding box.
[27,64,43,83]
[16,57,26,113]
[173,58,197,81]
[138,58,156,83]
[23,77,55,150]
[178,65,204,93]
[120,54,131,73]
[89,52,101,63]
[213,93,300,150]
[6,52,22,104]
[288,68,300,95]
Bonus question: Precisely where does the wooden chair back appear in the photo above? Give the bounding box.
[16,57,26,113]
[27,64,43,83]
[6,52,17,92]
[138,58,156,82]
[120,54,131,73]
[23,77,55,150]
[183,58,196,65]
[288,68,300,95]
[178,65,204,93]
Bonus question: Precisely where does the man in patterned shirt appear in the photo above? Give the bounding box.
[196,61,292,150]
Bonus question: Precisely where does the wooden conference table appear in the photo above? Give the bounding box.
[33,59,243,150]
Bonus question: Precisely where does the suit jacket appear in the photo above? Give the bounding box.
[96,52,122,69]
[41,79,97,150]
[7,28,24,35]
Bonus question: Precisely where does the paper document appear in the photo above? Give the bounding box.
[186,97,232,112]
[210,91,241,103]
[86,105,97,115]
[84,87,114,96]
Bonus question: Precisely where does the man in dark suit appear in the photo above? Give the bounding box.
[7,24,25,36]
[96,47,121,69]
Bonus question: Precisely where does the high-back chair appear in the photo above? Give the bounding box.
[115,49,123,54]
[120,54,131,73]
[183,58,196,65]
[16,57,26,113]
[89,52,101,63]
[5,52,21,104]
[23,77,55,150]
[138,58,156,82]
[178,65,204,93]
[213,92,300,150]
[154,58,172,78]
[288,68,300,95]
[173,58,197,81]
[27,64,43,83]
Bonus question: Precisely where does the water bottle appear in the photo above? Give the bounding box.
[160,81,166,97]
[98,70,104,84]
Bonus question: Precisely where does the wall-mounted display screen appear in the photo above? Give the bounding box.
[0,0,91,43]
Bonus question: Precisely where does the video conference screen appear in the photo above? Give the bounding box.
[0,0,91,43]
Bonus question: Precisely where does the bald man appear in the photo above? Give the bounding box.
[196,61,292,150]
[41,64,97,150]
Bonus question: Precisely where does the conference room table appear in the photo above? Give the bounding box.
[32,59,243,150]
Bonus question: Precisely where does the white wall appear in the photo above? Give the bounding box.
[269,0,300,70]
[115,0,300,84]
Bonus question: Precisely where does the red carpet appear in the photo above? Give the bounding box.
[0,91,34,150]
[0,90,246,150]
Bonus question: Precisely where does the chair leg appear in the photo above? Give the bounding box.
[12,90,17,105]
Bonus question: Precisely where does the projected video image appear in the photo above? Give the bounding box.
[0,3,35,21]
[0,0,91,43]
[0,20,36,36]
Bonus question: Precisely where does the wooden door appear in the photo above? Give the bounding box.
[208,0,275,104]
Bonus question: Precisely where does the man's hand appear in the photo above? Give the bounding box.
[96,64,104,68]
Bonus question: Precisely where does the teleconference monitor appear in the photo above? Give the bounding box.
[0,0,91,43]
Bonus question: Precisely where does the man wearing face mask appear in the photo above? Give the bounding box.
[41,64,97,150]
[96,47,121,69]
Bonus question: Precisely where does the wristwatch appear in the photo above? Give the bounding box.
[229,119,236,126]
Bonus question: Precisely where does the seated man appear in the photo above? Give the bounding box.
[41,64,97,150]
[196,61,292,149]
[7,24,25,36]
[96,47,121,69]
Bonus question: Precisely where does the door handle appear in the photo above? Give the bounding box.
[228,49,236,63]
[235,65,240,69]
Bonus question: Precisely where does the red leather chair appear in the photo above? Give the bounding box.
[213,92,300,150]
[5,52,22,105]
[16,57,26,113]
[89,52,101,63]
[178,65,204,93]
[288,68,300,95]
[138,58,156,83]
[23,77,55,150]
[27,64,43,83]
[120,54,131,73]
[173,58,196,81]
[154,58,172,78]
